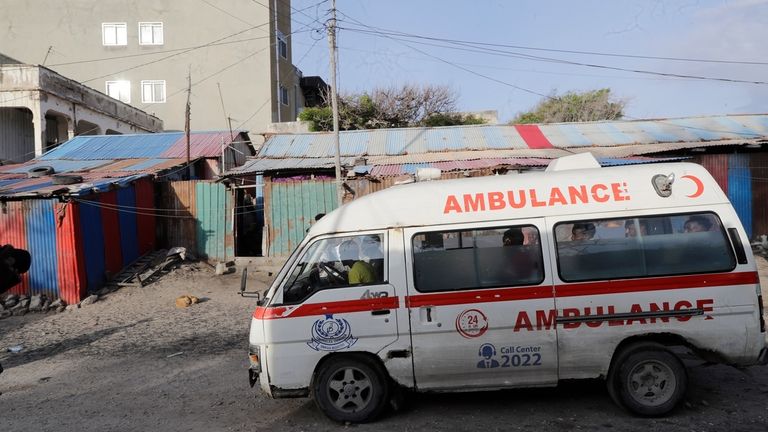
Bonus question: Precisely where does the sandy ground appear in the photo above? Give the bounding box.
[0,259,767,432]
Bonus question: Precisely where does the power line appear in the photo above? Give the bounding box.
[334,14,768,66]
[339,25,768,86]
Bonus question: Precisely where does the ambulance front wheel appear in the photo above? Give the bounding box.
[608,343,688,416]
[313,355,389,423]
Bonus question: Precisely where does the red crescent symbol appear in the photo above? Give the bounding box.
[682,175,704,198]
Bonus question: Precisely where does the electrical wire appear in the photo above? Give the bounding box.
[334,16,768,66]
[339,25,768,86]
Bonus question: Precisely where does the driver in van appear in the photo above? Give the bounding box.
[338,240,376,285]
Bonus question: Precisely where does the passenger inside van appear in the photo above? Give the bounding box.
[684,215,713,233]
[571,222,597,241]
[502,227,539,282]
[625,219,648,237]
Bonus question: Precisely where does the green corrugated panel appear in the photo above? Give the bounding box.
[269,180,339,256]
[195,182,232,261]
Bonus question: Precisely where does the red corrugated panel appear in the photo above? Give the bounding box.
[696,154,729,194]
[56,202,87,304]
[514,125,554,149]
[135,178,156,255]
[100,190,123,277]
[0,201,29,296]
[162,132,243,158]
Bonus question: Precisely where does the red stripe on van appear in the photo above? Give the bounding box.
[252,271,758,320]
[406,286,553,308]
[514,124,554,149]
[556,271,759,298]
[253,296,399,320]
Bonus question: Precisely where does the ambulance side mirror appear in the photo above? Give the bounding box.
[238,268,262,303]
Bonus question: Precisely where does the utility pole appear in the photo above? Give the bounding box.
[273,0,282,123]
[185,68,192,180]
[327,0,343,206]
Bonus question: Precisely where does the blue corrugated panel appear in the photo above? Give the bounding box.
[557,124,592,147]
[340,134,368,156]
[728,154,752,237]
[40,133,182,160]
[668,119,721,141]
[77,199,106,292]
[261,135,296,157]
[196,182,232,261]
[428,128,463,151]
[121,158,168,171]
[401,163,431,174]
[597,123,634,145]
[714,117,762,138]
[24,199,59,298]
[637,122,680,142]
[285,135,313,157]
[8,160,114,174]
[385,129,409,155]
[11,181,54,193]
[117,186,140,266]
[481,127,509,149]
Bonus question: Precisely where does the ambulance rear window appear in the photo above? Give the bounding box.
[554,212,736,282]
[412,225,544,293]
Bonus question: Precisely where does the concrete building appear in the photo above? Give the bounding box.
[0,63,162,163]
[0,0,327,132]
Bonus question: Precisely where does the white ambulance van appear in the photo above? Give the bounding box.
[247,153,767,423]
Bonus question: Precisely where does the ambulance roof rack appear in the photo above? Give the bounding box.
[545,152,601,172]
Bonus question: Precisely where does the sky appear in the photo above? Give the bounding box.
[290,0,768,123]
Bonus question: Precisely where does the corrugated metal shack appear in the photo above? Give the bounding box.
[0,131,250,304]
[223,114,768,257]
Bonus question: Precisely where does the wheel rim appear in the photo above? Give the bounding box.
[326,366,373,414]
[626,360,677,407]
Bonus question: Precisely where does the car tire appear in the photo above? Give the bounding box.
[27,166,55,178]
[52,174,83,185]
[312,355,389,423]
[608,343,687,416]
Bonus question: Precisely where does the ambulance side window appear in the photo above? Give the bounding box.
[412,225,544,293]
[555,212,736,282]
[282,234,386,304]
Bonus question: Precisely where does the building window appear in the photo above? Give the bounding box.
[139,22,164,45]
[279,85,289,106]
[105,80,131,103]
[102,23,128,46]
[277,31,287,59]
[141,80,166,103]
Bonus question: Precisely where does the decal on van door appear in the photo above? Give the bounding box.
[456,309,489,338]
[307,314,358,351]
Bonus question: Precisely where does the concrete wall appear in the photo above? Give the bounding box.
[0,64,162,161]
[0,0,303,132]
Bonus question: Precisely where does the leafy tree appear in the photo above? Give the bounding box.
[299,84,486,131]
[511,88,625,124]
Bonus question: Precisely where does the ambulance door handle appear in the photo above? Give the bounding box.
[371,309,391,316]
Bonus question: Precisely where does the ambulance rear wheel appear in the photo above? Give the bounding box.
[313,355,389,423]
[609,344,687,416]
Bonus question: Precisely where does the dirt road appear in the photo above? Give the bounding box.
[1,260,767,432]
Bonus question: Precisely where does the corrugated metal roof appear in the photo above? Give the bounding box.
[367,156,687,177]
[162,132,249,158]
[252,114,768,160]
[40,131,248,160]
